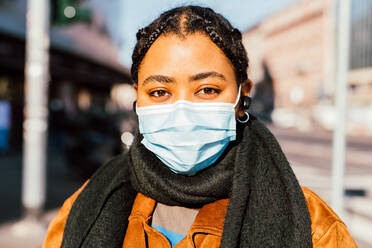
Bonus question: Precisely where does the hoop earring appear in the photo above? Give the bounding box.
[237,111,250,123]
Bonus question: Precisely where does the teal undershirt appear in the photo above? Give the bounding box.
[152,225,185,247]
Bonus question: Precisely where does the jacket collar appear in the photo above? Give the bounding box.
[129,192,229,236]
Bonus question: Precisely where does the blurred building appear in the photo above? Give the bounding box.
[0,0,132,153]
[243,0,372,136]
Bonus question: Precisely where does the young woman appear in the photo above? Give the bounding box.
[43,5,357,248]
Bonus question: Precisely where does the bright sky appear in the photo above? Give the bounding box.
[118,0,300,67]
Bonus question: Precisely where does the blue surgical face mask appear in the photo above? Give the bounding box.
[136,85,241,175]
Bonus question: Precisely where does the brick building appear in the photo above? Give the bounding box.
[243,0,372,135]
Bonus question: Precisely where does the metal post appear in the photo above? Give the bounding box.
[331,0,351,218]
[22,0,50,220]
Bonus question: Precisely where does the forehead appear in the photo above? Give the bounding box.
[137,32,235,82]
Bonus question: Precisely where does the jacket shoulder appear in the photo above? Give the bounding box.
[43,180,89,247]
[301,186,357,247]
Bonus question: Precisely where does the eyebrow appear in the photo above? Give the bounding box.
[142,71,226,86]
[189,71,226,82]
[143,75,175,85]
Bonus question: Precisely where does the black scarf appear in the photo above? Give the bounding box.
[61,117,313,248]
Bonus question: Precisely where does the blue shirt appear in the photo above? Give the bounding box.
[152,225,185,247]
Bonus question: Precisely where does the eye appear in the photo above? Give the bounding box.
[149,90,170,98]
[196,87,221,96]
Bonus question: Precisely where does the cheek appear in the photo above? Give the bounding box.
[221,84,239,104]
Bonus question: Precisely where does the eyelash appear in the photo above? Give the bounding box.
[196,87,221,96]
[148,87,221,98]
[149,90,169,98]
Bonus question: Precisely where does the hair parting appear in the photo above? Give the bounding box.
[131,5,249,85]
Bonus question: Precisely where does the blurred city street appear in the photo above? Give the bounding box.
[270,125,372,247]
[0,148,86,247]
[0,150,85,224]
[0,0,372,247]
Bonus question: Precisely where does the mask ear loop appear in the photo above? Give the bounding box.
[233,84,242,108]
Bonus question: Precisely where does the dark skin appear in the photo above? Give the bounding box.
[134,32,252,118]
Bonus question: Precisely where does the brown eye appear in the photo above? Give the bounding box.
[196,87,221,96]
[149,90,170,98]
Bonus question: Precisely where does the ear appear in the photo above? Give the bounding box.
[237,79,253,118]
[241,78,253,97]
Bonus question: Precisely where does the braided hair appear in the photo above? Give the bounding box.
[131,5,249,85]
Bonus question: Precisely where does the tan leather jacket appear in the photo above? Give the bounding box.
[43,182,357,248]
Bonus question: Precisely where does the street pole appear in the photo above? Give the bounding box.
[331,0,351,218]
[22,0,50,220]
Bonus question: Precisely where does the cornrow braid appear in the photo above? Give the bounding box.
[131,13,179,83]
[131,5,249,85]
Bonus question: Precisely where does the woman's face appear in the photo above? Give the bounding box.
[134,32,250,117]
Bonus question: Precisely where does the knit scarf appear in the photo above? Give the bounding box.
[61,117,313,248]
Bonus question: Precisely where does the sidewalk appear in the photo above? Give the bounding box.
[268,123,372,149]
[0,149,85,247]
[0,206,59,247]
[0,212,55,248]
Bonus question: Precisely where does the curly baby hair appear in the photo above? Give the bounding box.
[131,5,249,85]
